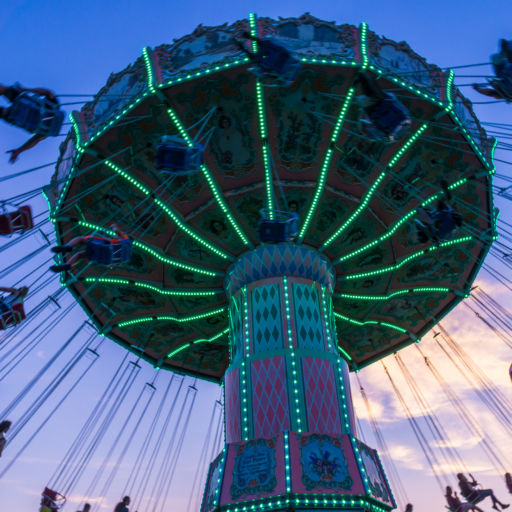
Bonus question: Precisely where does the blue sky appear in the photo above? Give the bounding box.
[1,1,512,512]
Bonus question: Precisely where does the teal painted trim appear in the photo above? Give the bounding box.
[350,435,371,494]
[335,358,353,433]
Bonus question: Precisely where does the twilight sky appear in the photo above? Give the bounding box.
[1,1,511,512]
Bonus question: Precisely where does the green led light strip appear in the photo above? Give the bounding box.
[166,327,229,358]
[83,277,221,297]
[342,235,473,280]
[299,87,355,241]
[336,358,352,431]
[351,435,371,492]
[321,123,429,250]
[223,494,392,512]
[249,13,275,218]
[333,174,468,265]
[117,306,226,328]
[70,112,83,149]
[77,220,220,276]
[374,65,444,108]
[335,287,451,301]
[142,46,156,94]
[103,159,231,260]
[283,431,292,492]
[161,58,250,89]
[300,56,359,67]
[445,69,455,112]
[360,22,369,69]
[166,108,250,246]
[334,311,410,336]
[283,276,302,432]
[241,286,250,440]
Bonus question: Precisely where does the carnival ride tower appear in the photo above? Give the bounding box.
[205,243,395,512]
[48,12,496,512]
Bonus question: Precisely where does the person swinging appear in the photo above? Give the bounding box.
[50,223,132,273]
[0,286,28,329]
[415,180,463,245]
[457,473,509,511]
[355,71,411,142]
[473,39,512,102]
[0,83,64,163]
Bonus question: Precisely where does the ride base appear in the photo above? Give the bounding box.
[201,245,396,512]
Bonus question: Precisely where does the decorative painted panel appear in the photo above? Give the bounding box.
[293,283,325,350]
[224,368,241,443]
[251,357,291,438]
[250,284,284,353]
[302,357,342,434]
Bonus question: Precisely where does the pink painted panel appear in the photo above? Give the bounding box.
[225,368,241,443]
[302,357,342,435]
[251,356,291,438]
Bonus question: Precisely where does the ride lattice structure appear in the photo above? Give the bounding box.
[48,13,495,512]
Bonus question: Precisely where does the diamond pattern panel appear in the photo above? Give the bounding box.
[251,284,284,353]
[302,357,342,435]
[251,356,290,438]
[229,293,244,361]
[225,245,335,298]
[225,368,241,443]
[293,283,325,350]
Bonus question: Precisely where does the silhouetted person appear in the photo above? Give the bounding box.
[114,496,130,512]
[0,420,11,457]
[77,504,90,512]
[457,473,509,510]
[405,504,413,512]
[0,83,63,162]
[505,473,512,494]
[446,485,484,512]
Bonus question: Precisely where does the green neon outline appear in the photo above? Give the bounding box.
[249,12,275,218]
[299,87,355,241]
[161,58,250,89]
[336,177,468,264]
[445,69,455,112]
[334,311,409,335]
[342,235,473,280]
[220,494,390,512]
[335,287,451,301]
[166,327,229,358]
[360,22,369,69]
[103,159,230,260]
[83,277,222,296]
[166,108,250,246]
[321,123,428,250]
[117,306,226,328]
[142,46,156,93]
[70,112,83,149]
[77,220,221,276]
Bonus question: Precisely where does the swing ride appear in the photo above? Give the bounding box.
[0,11,511,512]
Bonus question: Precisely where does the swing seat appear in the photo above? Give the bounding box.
[156,136,204,174]
[0,205,34,235]
[249,38,301,86]
[364,94,411,141]
[6,93,64,136]
[0,302,26,330]
[85,236,132,265]
[40,487,65,512]
[258,209,299,243]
